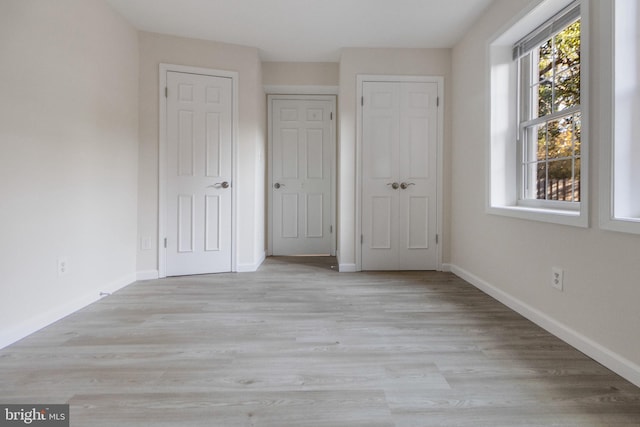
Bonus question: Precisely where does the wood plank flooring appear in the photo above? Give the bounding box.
[1,256,639,426]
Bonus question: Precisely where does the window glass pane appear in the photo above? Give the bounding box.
[537,40,553,117]
[573,112,581,156]
[537,124,547,162]
[524,123,546,163]
[547,159,577,201]
[534,19,581,118]
[547,116,574,161]
[537,81,553,117]
[555,21,581,65]
[522,113,581,202]
[538,40,553,82]
[555,65,580,111]
[548,158,573,181]
[536,162,547,200]
[554,20,581,112]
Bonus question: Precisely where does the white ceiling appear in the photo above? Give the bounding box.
[106,0,494,62]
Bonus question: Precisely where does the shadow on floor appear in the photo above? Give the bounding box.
[263,256,338,272]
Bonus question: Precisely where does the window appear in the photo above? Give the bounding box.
[488,0,588,227]
[600,0,640,234]
[516,11,581,206]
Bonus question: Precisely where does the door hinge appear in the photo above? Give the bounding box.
[330,112,333,120]
[436,96,439,107]
[165,87,168,98]
[436,234,439,244]
[361,96,364,106]
[330,225,333,234]
[164,237,167,248]
[361,234,364,244]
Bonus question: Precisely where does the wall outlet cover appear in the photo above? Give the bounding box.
[552,267,564,291]
[57,257,68,277]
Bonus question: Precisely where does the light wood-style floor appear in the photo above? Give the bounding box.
[1,257,639,426]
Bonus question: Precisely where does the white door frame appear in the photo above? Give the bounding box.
[355,75,444,271]
[158,63,239,277]
[267,94,337,256]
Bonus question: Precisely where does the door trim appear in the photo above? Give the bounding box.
[355,75,444,271]
[267,94,337,256]
[158,63,239,277]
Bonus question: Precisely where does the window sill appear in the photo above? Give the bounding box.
[488,204,588,228]
[600,216,640,236]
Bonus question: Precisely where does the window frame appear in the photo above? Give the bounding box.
[516,8,582,209]
[487,0,589,227]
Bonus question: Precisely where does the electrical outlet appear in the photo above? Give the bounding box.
[551,267,564,291]
[57,257,68,277]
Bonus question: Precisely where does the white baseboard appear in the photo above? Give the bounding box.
[102,273,136,295]
[441,263,453,272]
[0,273,136,350]
[235,251,266,273]
[136,270,159,281]
[339,263,357,273]
[450,264,640,388]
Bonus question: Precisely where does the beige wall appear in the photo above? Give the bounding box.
[0,0,139,345]
[337,48,453,269]
[451,0,640,381]
[137,32,266,274]
[262,62,339,87]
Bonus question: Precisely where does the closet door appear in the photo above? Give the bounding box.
[361,81,438,270]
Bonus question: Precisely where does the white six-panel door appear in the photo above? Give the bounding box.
[166,71,233,276]
[361,81,438,270]
[271,99,334,255]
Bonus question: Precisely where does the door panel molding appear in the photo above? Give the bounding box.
[356,75,444,271]
[268,94,337,256]
[159,64,239,277]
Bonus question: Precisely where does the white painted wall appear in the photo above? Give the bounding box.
[338,48,453,270]
[137,32,266,275]
[0,0,139,347]
[262,62,339,87]
[451,0,640,383]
